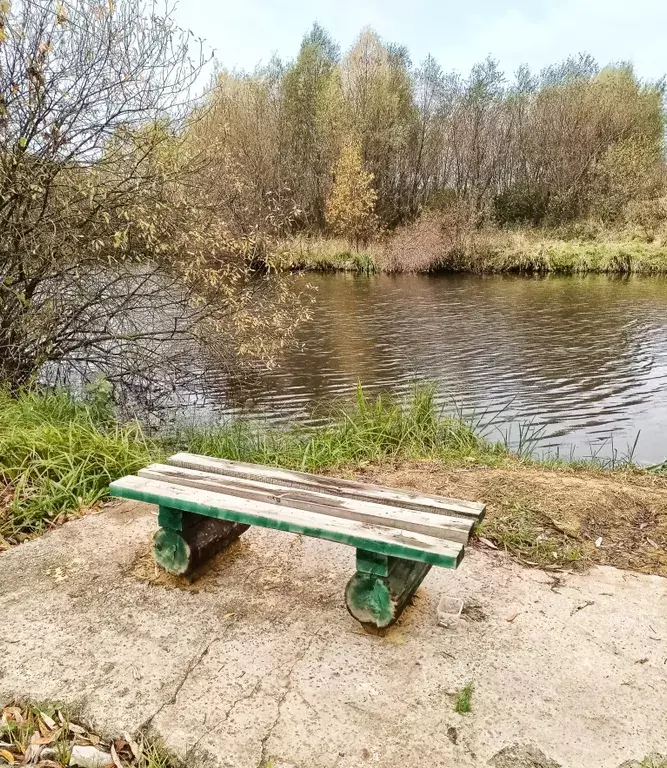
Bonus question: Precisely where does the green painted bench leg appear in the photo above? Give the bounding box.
[153,506,250,576]
[345,549,432,629]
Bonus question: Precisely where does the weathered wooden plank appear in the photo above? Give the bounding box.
[154,507,249,575]
[345,551,432,629]
[138,464,475,544]
[167,452,486,521]
[109,475,465,569]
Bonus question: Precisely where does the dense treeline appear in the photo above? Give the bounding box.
[207,24,665,237]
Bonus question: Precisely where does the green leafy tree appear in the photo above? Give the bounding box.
[282,24,340,227]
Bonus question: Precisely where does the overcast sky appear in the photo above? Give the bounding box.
[174,0,667,82]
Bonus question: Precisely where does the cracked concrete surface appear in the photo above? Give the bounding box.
[1,501,666,768]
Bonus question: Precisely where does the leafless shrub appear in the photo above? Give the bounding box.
[0,0,308,402]
[380,206,476,273]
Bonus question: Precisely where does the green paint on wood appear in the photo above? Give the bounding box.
[356,549,389,576]
[345,554,433,628]
[153,517,249,576]
[388,557,432,610]
[345,573,394,627]
[109,481,463,569]
[153,528,191,574]
[158,505,184,531]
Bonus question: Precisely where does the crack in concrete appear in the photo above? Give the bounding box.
[256,626,323,768]
[184,662,282,760]
[139,632,222,733]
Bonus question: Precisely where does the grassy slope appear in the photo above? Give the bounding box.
[1,387,665,575]
[0,386,502,543]
[447,230,667,275]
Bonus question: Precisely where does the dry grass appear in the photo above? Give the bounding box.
[379,214,450,273]
[281,235,382,273]
[454,228,667,274]
[285,216,667,275]
[361,460,667,575]
[0,703,181,768]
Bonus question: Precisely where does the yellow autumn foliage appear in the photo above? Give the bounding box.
[325,140,379,248]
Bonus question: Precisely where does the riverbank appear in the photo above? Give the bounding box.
[285,228,667,275]
[2,387,666,767]
[2,387,665,577]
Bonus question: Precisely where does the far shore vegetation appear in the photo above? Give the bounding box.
[2,386,665,577]
[284,227,667,276]
[212,25,667,276]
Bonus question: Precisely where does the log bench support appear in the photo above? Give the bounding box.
[154,506,249,575]
[345,549,432,629]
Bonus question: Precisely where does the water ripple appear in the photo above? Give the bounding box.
[199,273,667,465]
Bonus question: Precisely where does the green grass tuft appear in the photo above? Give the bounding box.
[162,384,500,472]
[0,388,156,541]
[0,384,502,541]
[454,681,474,714]
[1,383,663,547]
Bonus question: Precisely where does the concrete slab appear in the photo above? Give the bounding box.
[1,501,666,768]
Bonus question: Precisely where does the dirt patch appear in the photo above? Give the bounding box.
[126,537,251,592]
[461,599,487,622]
[489,744,561,768]
[352,461,667,577]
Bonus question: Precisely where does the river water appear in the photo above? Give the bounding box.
[197,273,667,465]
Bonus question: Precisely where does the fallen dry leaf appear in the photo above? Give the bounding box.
[4,707,23,724]
[0,748,15,763]
[127,737,141,759]
[32,731,57,745]
[39,712,56,731]
[506,613,520,623]
[478,536,498,550]
[23,744,42,762]
[110,742,122,768]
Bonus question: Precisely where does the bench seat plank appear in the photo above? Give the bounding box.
[109,475,464,568]
[137,463,475,544]
[168,452,485,521]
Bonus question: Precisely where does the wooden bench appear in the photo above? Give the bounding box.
[109,453,485,629]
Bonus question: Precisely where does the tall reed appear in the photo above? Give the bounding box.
[163,385,497,470]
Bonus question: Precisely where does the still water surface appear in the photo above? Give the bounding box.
[201,273,667,466]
